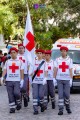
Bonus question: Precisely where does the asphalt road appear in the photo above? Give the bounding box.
[0,86,80,120]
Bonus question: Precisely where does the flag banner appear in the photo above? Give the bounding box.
[23,8,35,75]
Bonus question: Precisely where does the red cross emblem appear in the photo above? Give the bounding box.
[35,70,43,77]
[26,31,35,51]
[59,62,69,72]
[9,63,19,73]
[19,57,25,63]
[48,66,51,70]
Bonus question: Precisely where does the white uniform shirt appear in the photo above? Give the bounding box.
[33,59,46,84]
[54,56,73,80]
[4,58,24,81]
[45,59,54,80]
[17,54,28,74]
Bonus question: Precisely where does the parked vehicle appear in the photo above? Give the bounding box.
[52,38,80,90]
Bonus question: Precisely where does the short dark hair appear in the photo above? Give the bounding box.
[4,53,7,56]
[0,50,2,54]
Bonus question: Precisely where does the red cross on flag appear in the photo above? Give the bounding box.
[23,7,35,75]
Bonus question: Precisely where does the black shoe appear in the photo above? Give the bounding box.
[58,111,63,115]
[16,104,21,111]
[66,109,72,114]
[28,96,30,102]
[10,108,15,113]
[52,102,55,109]
[33,111,38,115]
[41,106,45,112]
[24,97,28,107]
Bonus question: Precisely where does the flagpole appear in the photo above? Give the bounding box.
[25,0,29,10]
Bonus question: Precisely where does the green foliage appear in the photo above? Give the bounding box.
[0,0,80,49]
[68,0,80,14]
[0,2,17,39]
[35,31,53,49]
[50,26,66,43]
[39,39,53,50]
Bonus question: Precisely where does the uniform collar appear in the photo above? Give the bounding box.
[60,56,69,60]
[10,58,18,61]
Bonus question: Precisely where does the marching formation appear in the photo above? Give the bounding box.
[0,44,73,116]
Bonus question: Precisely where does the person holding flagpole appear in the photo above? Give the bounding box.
[23,5,48,115]
[18,43,29,107]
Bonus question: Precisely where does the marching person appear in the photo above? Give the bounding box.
[40,50,48,109]
[54,46,73,115]
[18,43,29,107]
[0,47,24,113]
[45,50,55,109]
[32,49,47,115]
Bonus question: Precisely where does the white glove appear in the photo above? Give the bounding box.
[20,80,24,88]
[43,77,47,85]
[53,78,57,87]
[70,78,72,87]
[0,77,4,85]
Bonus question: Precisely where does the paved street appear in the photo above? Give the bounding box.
[0,86,80,120]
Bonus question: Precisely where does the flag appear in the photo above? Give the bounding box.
[23,8,35,75]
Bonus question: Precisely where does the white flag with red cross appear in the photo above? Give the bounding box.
[23,8,35,75]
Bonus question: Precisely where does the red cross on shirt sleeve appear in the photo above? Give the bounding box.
[19,57,25,63]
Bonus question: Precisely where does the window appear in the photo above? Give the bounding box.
[52,50,80,64]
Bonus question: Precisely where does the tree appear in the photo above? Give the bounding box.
[0,0,80,49]
[0,1,17,39]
